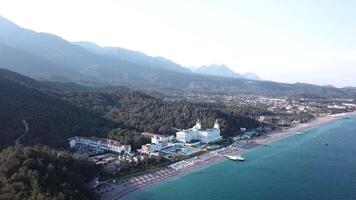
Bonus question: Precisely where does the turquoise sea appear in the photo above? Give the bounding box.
[123,116,356,200]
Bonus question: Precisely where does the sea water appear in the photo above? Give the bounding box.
[123,116,356,200]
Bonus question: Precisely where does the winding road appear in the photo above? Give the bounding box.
[15,119,29,145]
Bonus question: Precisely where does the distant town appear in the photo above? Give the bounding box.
[175,93,356,128]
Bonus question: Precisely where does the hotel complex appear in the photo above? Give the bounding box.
[176,119,222,143]
[70,120,222,156]
[69,136,131,154]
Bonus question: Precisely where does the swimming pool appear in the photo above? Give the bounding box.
[180,148,197,156]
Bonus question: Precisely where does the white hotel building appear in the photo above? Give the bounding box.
[69,136,131,154]
[140,132,174,153]
[176,119,222,144]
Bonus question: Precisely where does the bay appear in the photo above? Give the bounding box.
[123,116,356,200]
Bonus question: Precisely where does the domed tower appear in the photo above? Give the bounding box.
[194,119,202,130]
[213,119,219,129]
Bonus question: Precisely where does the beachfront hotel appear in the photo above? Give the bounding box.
[142,132,174,143]
[69,136,131,154]
[176,119,222,143]
[140,132,174,153]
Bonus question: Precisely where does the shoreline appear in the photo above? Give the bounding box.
[99,111,356,200]
[248,111,356,148]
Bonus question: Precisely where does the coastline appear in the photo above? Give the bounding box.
[99,111,356,200]
[247,111,356,149]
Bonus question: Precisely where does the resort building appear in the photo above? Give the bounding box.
[69,136,131,154]
[140,132,174,153]
[176,119,222,144]
[142,132,174,143]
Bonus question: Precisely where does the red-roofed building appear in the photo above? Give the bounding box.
[69,136,131,154]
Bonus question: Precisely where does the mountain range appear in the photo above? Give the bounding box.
[1,15,356,98]
[73,42,259,80]
[73,41,191,74]
[190,64,261,80]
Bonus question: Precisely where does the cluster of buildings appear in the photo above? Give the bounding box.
[176,119,222,144]
[69,136,132,154]
[140,133,175,153]
[69,119,223,164]
[180,93,356,115]
[140,119,222,154]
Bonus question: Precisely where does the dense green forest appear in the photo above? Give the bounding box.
[0,74,116,150]
[62,89,263,143]
[0,146,99,200]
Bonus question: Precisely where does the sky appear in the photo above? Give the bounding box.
[0,0,356,87]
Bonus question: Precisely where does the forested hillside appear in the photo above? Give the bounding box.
[0,69,264,150]
[0,146,99,200]
[0,75,116,149]
[62,89,264,141]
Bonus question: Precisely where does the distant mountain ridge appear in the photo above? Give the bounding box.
[0,15,190,84]
[243,72,261,81]
[74,41,190,74]
[192,64,238,78]
[0,15,355,99]
[191,64,261,80]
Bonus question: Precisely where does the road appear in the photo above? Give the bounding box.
[15,120,29,145]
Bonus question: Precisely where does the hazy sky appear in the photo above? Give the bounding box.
[1,0,356,87]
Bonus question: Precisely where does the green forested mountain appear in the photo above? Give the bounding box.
[0,69,263,150]
[0,146,99,200]
[0,68,59,92]
[0,73,116,149]
[0,68,107,93]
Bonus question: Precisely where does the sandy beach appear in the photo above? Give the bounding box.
[98,111,356,200]
[248,111,356,148]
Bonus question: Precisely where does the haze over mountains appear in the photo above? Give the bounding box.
[74,41,191,74]
[1,15,356,98]
[191,64,261,80]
